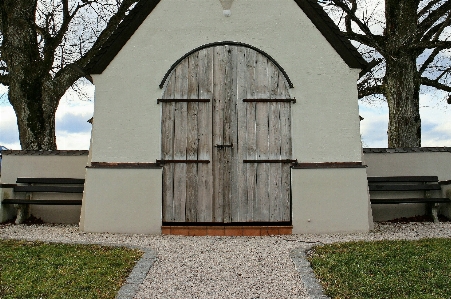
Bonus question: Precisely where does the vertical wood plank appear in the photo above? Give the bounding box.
[213,46,226,222]
[245,48,257,222]
[235,46,248,222]
[268,62,282,222]
[255,54,270,222]
[186,53,199,222]
[161,69,176,222]
[222,45,238,223]
[197,48,213,222]
[173,59,188,222]
[229,47,239,222]
[279,75,292,221]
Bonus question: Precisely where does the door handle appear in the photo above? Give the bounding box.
[215,144,233,149]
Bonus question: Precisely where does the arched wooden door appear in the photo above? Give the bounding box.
[160,45,292,223]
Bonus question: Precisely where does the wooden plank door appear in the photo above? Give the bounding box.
[161,49,213,222]
[161,45,292,223]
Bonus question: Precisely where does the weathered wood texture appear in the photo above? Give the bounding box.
[161,46,292,223]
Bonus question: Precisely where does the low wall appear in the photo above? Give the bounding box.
[0,151,89,224]
[292,166,372,234]
[363,148,451,221]
[80,165,162,234]
[2,147,450,227]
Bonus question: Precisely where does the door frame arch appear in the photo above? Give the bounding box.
[159,41,294,89]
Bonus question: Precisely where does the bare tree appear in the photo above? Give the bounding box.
[319,0,451,147]
[0,0,136,150]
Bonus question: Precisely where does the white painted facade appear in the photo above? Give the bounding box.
[81,0,372,234]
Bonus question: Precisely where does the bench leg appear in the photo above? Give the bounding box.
[15,204,30,224]
[15,192,32,224]
[431,203,439,224]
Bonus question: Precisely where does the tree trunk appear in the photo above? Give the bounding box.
[384,0,422,148]
[385,56,421,148]
[9,82,59,151]
[3,0,59,150]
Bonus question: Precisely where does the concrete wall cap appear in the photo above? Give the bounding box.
[363,147,451,154]
[2,150,89,156]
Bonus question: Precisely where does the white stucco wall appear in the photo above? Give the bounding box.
[292,167,372,234]
[0,153,88,183]
[365,152,451,180]
[80,168,162,234]
[90,0,362,163]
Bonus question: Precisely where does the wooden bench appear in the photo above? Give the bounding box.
[1,177,84,223]
[368,176,451,223]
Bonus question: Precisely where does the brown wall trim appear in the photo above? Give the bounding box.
[156,160,210,164]
[244,159,297,163]
[87,162,162,169]
[292,162,366,169]
[157,99,211,104]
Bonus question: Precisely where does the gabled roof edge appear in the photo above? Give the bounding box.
[86,0,367,75]
[294,0,367,69]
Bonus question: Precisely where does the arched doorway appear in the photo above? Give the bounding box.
[160,43,293,224]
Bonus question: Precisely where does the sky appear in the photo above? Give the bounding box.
[0,82,94,150]
[0,80,450,150]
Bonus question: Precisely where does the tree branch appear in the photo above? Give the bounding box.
[420,12,451,42]
[330,0,375,37]
[53,1,93,46]
[341,31,385,51]
[418,47,444,74]
[418,0,444,18]
[324,0,385,54]
[53,0,136,91]
[417,1,451,36]
[414,40,451,49]
[436,66,451,81]
[74,0,136,69]
[421,77,451,92]
[0,73,9,86]
[358,83,385,98]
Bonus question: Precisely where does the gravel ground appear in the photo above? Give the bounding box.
[1,222,451,299]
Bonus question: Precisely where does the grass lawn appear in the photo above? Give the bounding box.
[308,238,451,299]
[0,239,142,299]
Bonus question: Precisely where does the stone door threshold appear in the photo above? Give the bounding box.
[161,225,293,236]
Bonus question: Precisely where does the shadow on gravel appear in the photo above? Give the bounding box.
[384,214,450,223]
[1,215,45,226]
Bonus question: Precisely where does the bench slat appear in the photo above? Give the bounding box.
[371,198,450,204]
[14,186,84,193]
[367,176,438,183]
[368,184,441,191]
[2,199,82,205]
[16,178,85,184]
[0,183,17,188]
